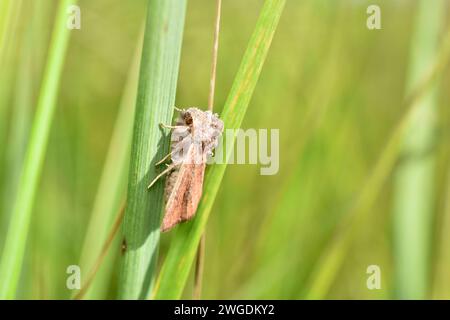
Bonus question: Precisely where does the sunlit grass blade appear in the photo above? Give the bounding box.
[392,0,445,299]
[153,0,286,299]
[0,0,77,299]
[117,0,187,299]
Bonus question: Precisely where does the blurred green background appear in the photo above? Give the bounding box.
[0,0,450,299]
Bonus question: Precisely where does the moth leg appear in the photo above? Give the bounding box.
[147,164,176,189]
[155,152,172,166]
[159,123,188,130]
[174,106,183,112]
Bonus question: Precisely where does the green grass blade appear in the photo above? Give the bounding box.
[0,0,76,299]
[117,0,187,300]
[153,0,286,299]
[392,0,445,299]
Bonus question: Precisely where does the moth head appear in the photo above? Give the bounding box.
[179,107,224,143]
[181,108,206,131]
[182,111,194,126]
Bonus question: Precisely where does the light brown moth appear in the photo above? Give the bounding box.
[148,107,224,232]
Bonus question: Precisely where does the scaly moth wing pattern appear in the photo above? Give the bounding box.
[161,145,205,232]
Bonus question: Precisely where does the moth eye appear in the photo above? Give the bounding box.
[184,114,193,125]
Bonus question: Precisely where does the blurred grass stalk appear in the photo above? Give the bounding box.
[75,33,143,300]
[1,0,33,254]
[0,0,22,242]
[304,4,450,300]
[433,167,450,298]
[392,0,445,299]
[0,0,22,159]
[153,0,286,299]
[0,0,23,213]
[0,0,76,299]
[2,5,35,224]
[118,0,186,299]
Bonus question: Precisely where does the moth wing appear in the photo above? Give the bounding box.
[161,146,205,232]
[161,161,191,232]
[183,162,205,222]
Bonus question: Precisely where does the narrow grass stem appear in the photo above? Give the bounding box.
[194,0,223,300]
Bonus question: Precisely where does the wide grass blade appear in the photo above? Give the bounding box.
[117,0,187,299]
[392,0,445,299]
[153,0,286,299]
[0,0,77,299]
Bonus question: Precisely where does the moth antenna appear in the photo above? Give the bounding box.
[147,164,175,189]
[174,106,183,112]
